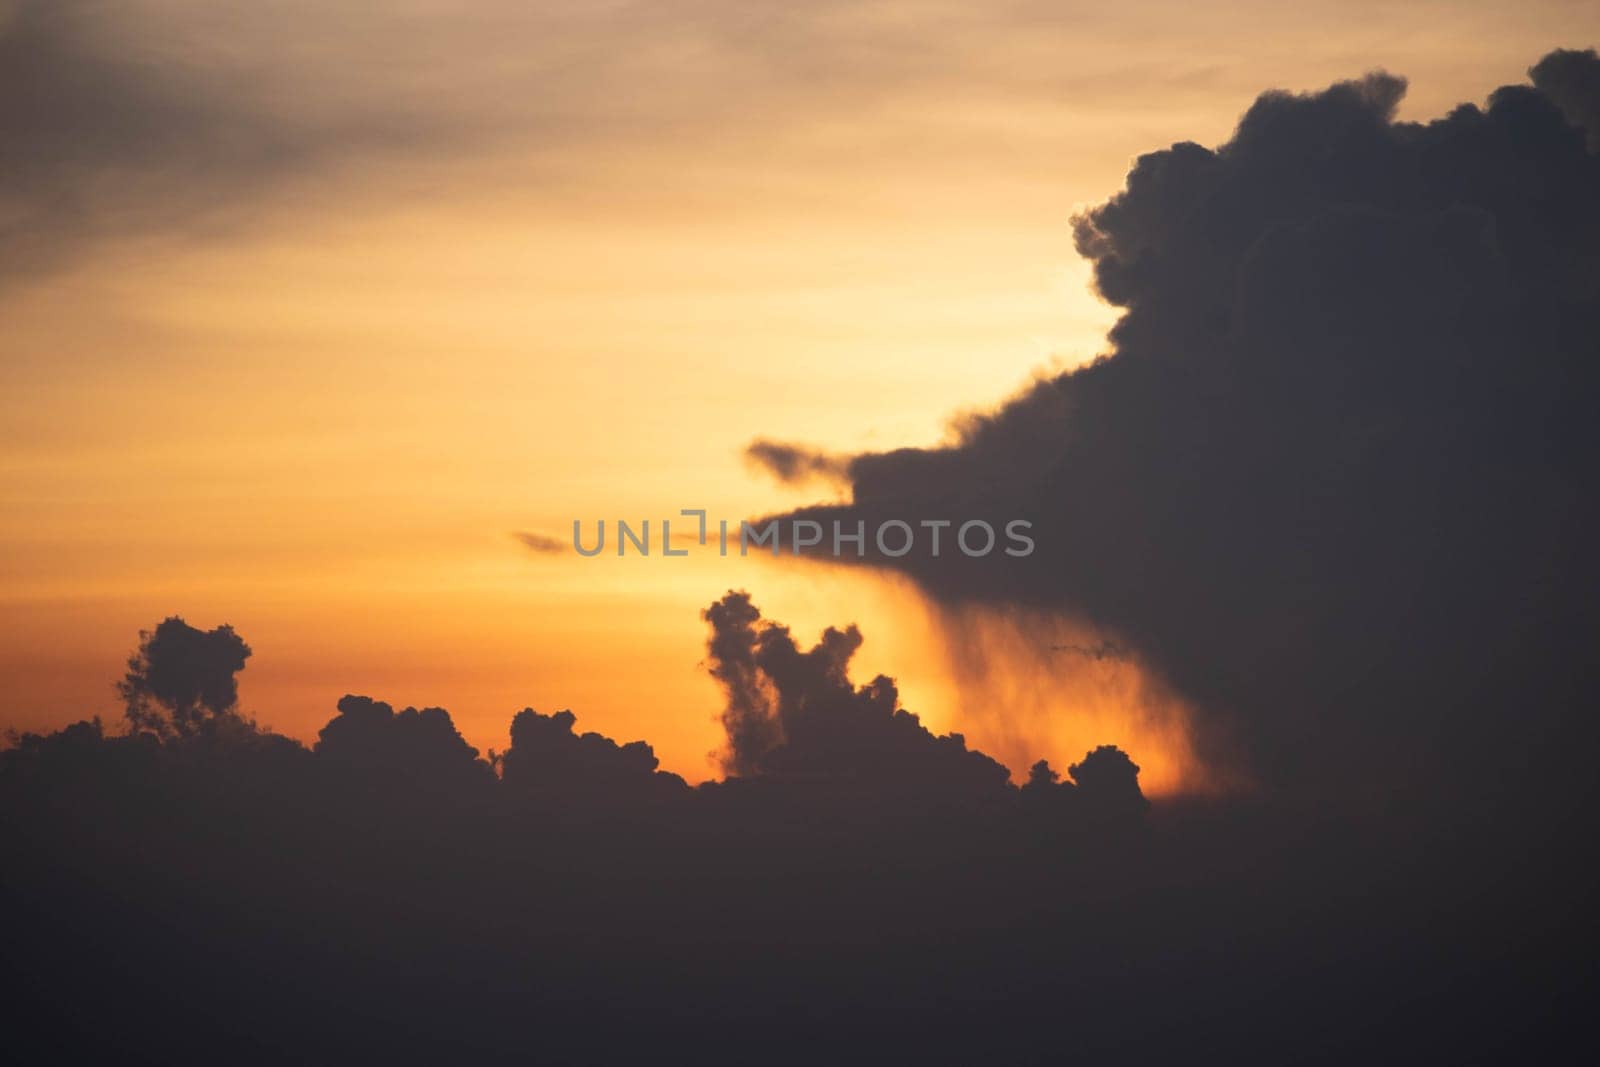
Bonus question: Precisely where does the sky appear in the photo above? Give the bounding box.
[3,0,1596,789]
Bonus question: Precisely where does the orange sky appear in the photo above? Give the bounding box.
[3,0,1595,790]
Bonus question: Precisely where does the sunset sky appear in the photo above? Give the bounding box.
[4,0,1595,789]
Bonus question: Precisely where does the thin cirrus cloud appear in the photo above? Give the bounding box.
[0,0,425,283]
[11,0,1591,290]
[514,530,567,555]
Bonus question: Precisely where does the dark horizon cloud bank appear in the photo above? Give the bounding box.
[765,49,1600,809]
[3,609,1175,1062]
[2,604,1585,1059]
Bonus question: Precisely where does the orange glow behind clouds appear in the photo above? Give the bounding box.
[4,0,1595,791]
[924,604,1224,797]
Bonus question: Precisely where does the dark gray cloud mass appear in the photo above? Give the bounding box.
[7,597,1584,1059]
[315,694,495,795]
[501,705,688,808]
[703,590,1013,801]
[116,616,251,739]
[766,50,1600,801]
[1532,47,1600,149]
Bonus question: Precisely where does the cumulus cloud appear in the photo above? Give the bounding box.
[1532,47,1600,148]
[758,50,1600,800]
[501,706,688,807]
[117,616,251,739]
[702,590,1014,800]
[314,694,494,794]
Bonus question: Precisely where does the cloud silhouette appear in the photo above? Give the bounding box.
[703,590,1013,801]
[758,50,1600,805]
[314,694,494,796]
[744,440,854,487]
[117,616,251,739]
[514,530,567,555]
[502,706,688,809]
[4,603,1587,1060]
[1532,47,1600,148]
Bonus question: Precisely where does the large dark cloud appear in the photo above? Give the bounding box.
[764,50,1600,806]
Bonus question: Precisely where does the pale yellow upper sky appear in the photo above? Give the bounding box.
[3,0,1595,788]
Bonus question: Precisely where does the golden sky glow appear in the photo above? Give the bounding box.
[3,0,1596,789]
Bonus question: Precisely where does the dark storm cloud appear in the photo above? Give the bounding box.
[762,49,1600,798]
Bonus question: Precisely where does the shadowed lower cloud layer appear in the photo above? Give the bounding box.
[761,49,1600,804]
[2,598,1589,1060]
